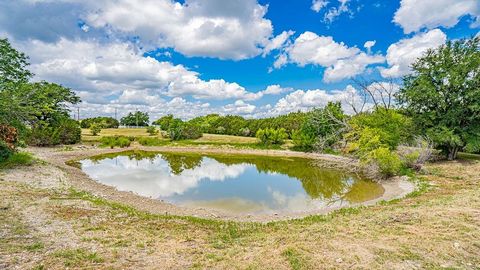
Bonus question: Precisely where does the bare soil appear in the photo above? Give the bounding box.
[1,145,479,269]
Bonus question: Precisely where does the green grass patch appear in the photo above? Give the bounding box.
[53,248,104,267]
[136,136,169,146]
[99,136,133,148]
[0,152,34,169]
[282,248,310,270]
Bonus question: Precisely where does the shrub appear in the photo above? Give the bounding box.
[168,122,202,141]
[0,152,34,169]
[291,130,316,151]
[99,136,131,148]
[256,128,287,145]
[80,117,119,129]
[146,126,158,136]
[90,124,101,136]
[0,125,18,162]
[136,137,168,146]
[29,125,60,146]
[239,127,251,137]
[56,118,81,144]
[397,136,434,170]
[29,118,80,146]
[365,147,402,178]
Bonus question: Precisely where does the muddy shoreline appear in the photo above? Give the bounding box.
[28,145,415,222]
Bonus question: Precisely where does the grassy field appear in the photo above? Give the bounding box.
[1,153,480,269]
[81,128,292,149]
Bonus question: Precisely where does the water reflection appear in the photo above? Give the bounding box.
[79,151,384,214]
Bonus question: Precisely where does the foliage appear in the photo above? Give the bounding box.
[0,124,18,162]
[365,147,402,178]
[90,124,101,136]
[55,118,81,145]
[0,38,32,88]
[256,128,287,145]
[345,108,413,156]
[397,136,434,171]
[80,117,119,129]
[99,136,132,148]
[120,111,149,126]
[136,137,168,146]
[152,114,174,130]
[29,118,81,146]
[296,102,347,151]
[146,126,158,136]
[397,37,480,160]
[291,129,316,151]
[0,152,34,169]
[168,119,203,141]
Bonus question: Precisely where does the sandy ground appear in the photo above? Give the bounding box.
[27,145,414,222]
[1,145,479,269]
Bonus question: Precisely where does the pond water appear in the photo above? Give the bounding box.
[78,151,384,215]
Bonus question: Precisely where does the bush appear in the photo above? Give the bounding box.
[146,126,158,136]
[56,118,81,144]
[256,128,287,145]
[99,136,131,148]
[90,124,101,136]
[28,125,60,146]
[29,118,80,146]
[80,117,119,129]
[0,152,34,169]
[168,122,202,141]
[291,130,316,151]
[365,147,402,179]
[136,137,168,146]
[0,125,18,162]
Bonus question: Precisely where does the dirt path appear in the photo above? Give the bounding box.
[1,146,479,269]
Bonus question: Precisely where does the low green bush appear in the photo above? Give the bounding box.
[56,118,81,144]
[99,136,131,148]
[168,122,202,141]
[146,126,158,136]
[256,128,287,145]
[291,129,316,151]
[365,147,402,178]
[0,152,34,169]
[90,124,101,136]
[136,137,168,146]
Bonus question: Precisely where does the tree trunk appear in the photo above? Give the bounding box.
[447,146,459,160]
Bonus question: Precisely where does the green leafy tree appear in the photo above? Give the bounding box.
[256,128,287,145]
[120,111,149,126]
[0,38,32,88]
[397,37,480,160]
[81,117,119,128]
[90,124,102,136]
[153,114,174,130]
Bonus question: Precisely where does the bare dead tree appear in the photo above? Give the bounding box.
[350,76,401,112]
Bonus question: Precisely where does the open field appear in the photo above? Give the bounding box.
[1,146,479,269]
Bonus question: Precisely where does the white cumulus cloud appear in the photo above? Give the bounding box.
[394,0,480,33]
[380,29,447,78]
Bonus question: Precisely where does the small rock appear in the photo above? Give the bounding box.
[336,258,343,263]
[453,242,460,248]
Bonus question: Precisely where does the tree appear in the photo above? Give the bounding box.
[0,39,81,148]
[120,111,149,126]
[0,38,32,88]
[153,114,174,130]
[397,37,480,160]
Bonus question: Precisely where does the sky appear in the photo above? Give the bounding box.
[0,0,479,120]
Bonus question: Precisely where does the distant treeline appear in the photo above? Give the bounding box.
[80,117,119,129]
[153,112,307,138]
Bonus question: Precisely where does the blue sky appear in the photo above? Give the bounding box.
[0,0,479,119]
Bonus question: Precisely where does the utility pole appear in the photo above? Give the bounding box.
[114,108,117,121]
[77,107,80,121]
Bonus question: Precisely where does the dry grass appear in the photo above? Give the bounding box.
[82,128,155,141]
[1,156,480,269]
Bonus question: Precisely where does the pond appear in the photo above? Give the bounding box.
[77,151,384,215]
